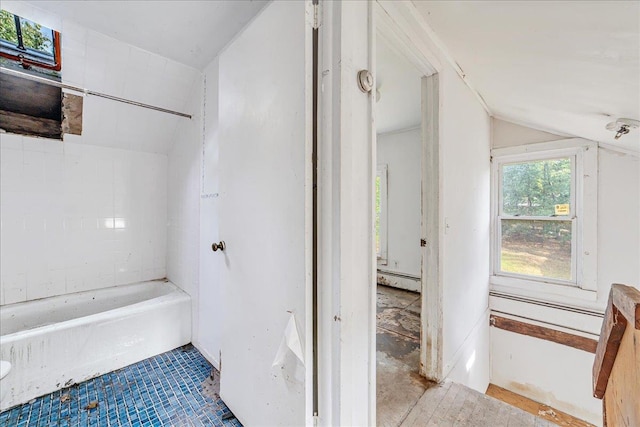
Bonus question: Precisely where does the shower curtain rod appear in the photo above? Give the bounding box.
[0,66,192,119]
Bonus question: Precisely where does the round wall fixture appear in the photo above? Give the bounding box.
[606,118,640,139]
[357,70,374,93]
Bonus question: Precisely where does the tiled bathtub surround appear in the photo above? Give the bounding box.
[0,345,239,427]
[0,135,168,305]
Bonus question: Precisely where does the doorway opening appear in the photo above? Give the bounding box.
[374,34,427,425]
[374,11,441,425]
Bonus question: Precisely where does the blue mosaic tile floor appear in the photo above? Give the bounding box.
[0,345,241,427]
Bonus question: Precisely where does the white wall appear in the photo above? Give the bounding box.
[491,117,568,149]
[376,127,421,287]
[0,134,167,305]
[194,57,222,367]
[491,327,600,424]
[597,147,640,298]
[0,3,201,307]
[2,1,200,155]
[439,65,492,393]
[489,118,640,425]
[166,78,203,333]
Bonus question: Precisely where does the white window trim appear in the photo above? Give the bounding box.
[376,164,388,265]
[490,139,598,304]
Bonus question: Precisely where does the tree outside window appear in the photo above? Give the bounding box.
[498,157,575,282]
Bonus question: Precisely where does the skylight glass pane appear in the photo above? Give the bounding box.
[502,158,571,217]
[19,16,54,56]
[0,10,18,45]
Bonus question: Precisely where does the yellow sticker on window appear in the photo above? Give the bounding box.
[555,204,570,215]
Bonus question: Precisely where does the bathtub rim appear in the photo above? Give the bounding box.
[0,280,188,342]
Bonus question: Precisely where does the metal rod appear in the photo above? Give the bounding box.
[311,0,319,417]
[0,66,192,119]
[489,290,604,317]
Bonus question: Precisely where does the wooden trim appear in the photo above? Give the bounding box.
[611,284,640,330]
[490,314,598,353]
[592,284,640,399]
[486,384,595,427]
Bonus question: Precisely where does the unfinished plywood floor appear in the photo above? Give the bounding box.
[376,285,557,427]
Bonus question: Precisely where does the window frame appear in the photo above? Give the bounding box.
[491,139,598,302]
[376,164,388,265]
[0,11,61,71]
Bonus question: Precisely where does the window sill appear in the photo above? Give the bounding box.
[490,274,598,308]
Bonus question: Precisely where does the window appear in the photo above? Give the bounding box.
[491,140,597,299]
[376,164,388,264]
[0,10,61,71]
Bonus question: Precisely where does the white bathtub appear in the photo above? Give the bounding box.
[0,279,191,411]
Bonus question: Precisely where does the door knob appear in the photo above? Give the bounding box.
[212,241,226,252]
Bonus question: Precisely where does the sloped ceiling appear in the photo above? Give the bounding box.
[412,1,640,152]
[29,0,268,70]
[376,36,423,134]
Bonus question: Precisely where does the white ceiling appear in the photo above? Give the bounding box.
[30,0,268,70]
[376,36,423,134]
[413,1,640,151]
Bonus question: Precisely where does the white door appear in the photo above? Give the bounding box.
[217,1,312,425]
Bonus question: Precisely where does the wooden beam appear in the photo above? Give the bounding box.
[592,284,639,399]
[0,109,61,140]
[603,326,640,427]
[489,314,598,353]
[611,284,640,330]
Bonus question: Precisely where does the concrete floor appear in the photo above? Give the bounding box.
[376,285,432,427]
[376,285,556,427]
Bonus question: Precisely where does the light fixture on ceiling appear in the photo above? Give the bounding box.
[605,118,640,140]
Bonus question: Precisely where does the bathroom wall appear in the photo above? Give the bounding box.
[0,134,167,305]
[0,2,201,305]
[166,78,203,334]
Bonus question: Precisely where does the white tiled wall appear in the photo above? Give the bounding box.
[3,1,201,154]
[0,134,167,305]
[166,78,203,323]
[0,3,204,305]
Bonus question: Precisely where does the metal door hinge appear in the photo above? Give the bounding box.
[420,238,427,247]
[312,3,320,29]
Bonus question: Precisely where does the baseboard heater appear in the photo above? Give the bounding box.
[377,269,420,292]
[376,269,420,281]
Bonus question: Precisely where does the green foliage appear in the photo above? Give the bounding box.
[502,158,571,216]
[0,10,52,53]
[0,10,18,44]
[500,158,573,267]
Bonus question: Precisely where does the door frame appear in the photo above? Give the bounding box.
[315,1,443,425]
[374,1,444,382]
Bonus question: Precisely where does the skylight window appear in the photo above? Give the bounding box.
[0,10,61,71]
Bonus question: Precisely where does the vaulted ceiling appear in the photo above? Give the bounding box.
[8,1,640,151]
[376,36,423,134]
[412,1,640,152]
[28,0,268,70]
